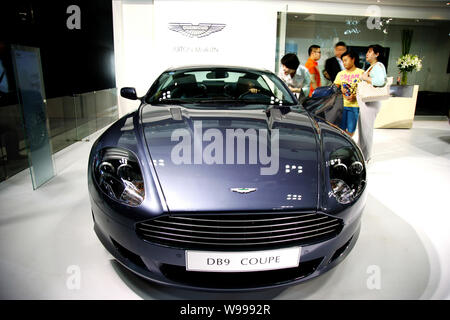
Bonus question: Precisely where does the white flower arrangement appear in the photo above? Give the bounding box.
[397,54,423,73]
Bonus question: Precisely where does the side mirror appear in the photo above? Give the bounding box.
[120,87,138,100]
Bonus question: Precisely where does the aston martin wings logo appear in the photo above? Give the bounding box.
[168,23,226,38]
[230,188,257,194]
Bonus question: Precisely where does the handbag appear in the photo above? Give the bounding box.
[311,85,335,98]
[357,63,393,102]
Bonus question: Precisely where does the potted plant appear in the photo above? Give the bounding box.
[397,53,422,85]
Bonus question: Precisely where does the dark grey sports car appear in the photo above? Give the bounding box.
[88,65,367,291]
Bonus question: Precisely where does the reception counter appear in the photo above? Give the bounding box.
[374,85,419,129]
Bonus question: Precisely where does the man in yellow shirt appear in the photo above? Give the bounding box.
[334,51,364,137]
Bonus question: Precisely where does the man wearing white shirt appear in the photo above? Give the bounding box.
[278,53,311,98]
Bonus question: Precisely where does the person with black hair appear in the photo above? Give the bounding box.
[278,53,310,98]
[324,41,347,82]
[356,44,387,162]
[333,50,364,137]
[305,45,321,97]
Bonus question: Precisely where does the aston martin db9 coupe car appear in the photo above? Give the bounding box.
[88,65,367,291]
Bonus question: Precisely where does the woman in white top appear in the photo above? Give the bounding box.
[356,44,387,162]
[278,53,311,98]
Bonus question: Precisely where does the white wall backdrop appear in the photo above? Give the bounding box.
[113,0,156,116]
[153,1,278,72]
[114,0,282,116]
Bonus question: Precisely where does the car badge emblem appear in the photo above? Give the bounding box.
[168,23,226,38]
[230,188,257,194]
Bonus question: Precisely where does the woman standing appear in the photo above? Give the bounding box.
[357,44,387,162]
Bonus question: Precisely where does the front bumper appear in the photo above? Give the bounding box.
[91,198,362,292]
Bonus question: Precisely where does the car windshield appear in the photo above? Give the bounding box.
[145,68,297,106]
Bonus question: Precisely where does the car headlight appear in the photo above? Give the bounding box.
[93,147,145,206]
[328,147,366,204]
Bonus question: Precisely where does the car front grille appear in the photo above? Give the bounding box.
[136,212,343,250]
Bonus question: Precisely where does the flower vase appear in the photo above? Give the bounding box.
[401,72,408,85]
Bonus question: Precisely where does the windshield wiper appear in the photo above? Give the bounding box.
[195,99,295,105]
[195,99,245,104]
[151,98,296,107]
[151,98,193,105]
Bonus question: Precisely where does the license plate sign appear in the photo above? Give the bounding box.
[186,247,301,272]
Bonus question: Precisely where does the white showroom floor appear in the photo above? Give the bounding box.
[0,118,449,300]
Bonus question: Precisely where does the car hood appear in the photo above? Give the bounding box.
[141,104,320,212]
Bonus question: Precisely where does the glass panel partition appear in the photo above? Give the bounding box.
[76,91,98,140]
[45,88,119,153]
[11,45,55,189]
[1,84,119,186]
[73,88,119,141]
[95,88,119,133]
[46,95,78,153]
[1,42,119,186]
